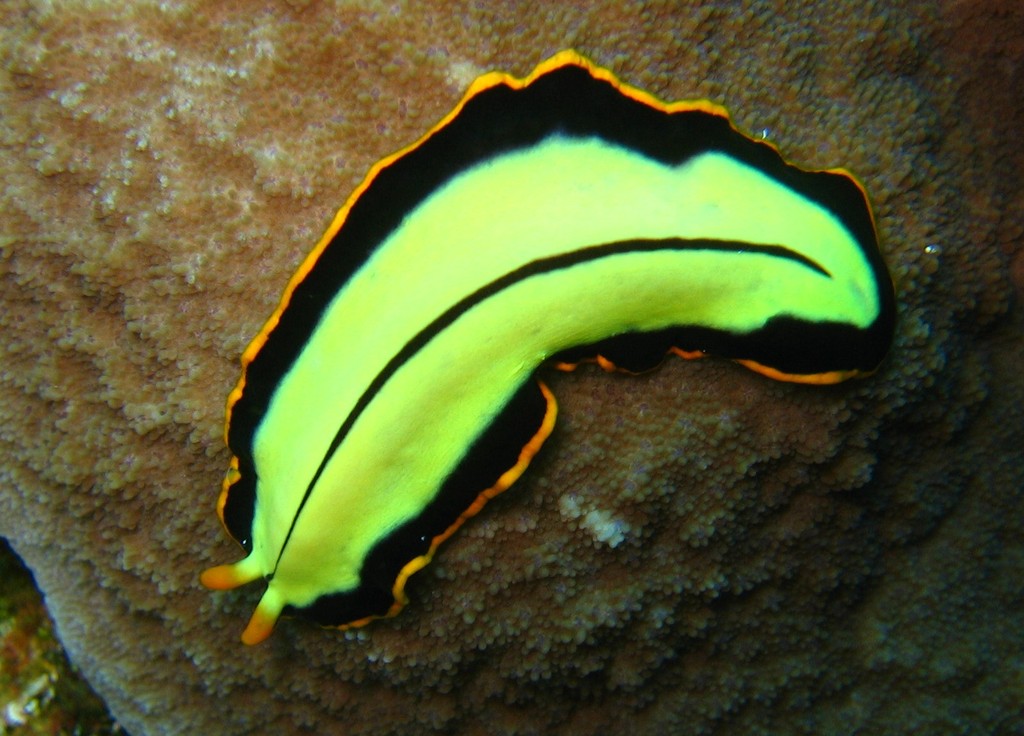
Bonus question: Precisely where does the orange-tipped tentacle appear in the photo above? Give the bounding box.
[200,556,263,591]
[241,591,285,646]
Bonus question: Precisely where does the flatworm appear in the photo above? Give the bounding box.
[201,50,895,645]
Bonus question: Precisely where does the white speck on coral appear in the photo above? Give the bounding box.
[558,493,631,547]
[582,508,630,547]
[253,38,275,60]
[446,59,485,90]
[56,82,88,110]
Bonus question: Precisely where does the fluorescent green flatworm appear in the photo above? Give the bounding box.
[201,51,895,645]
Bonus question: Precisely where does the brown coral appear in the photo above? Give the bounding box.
[0,1,1021,735]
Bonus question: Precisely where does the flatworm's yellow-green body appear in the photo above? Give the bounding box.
[201,50,895,645]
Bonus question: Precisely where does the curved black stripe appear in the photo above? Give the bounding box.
[269,237,830,574]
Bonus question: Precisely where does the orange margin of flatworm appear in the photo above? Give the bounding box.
[555,348,864,385]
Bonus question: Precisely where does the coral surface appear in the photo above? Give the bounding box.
[1,1,1021,735]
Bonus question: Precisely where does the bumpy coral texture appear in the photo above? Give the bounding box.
[1,1,1021,734]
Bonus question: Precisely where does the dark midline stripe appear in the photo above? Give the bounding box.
[269,237,830,574]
